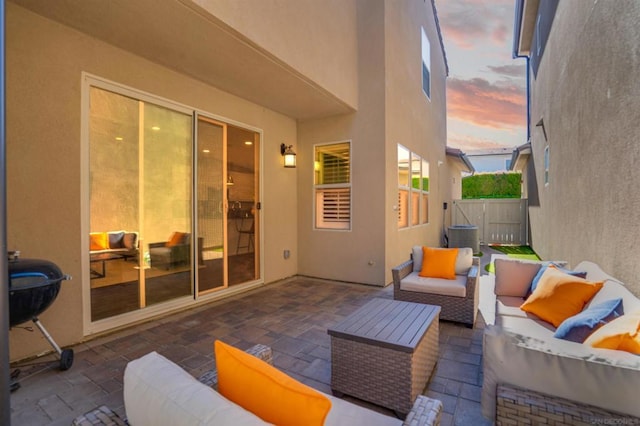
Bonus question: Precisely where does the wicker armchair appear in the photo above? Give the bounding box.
[392,255,480,327]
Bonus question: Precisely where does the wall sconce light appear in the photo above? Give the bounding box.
[280,143,296,168]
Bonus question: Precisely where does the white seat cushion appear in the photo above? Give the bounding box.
[495,296,530,319]
[494,312,556,339]
[482,325,640,420]
[400,271,466,297]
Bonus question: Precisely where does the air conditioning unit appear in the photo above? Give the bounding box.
[448,225,479,254]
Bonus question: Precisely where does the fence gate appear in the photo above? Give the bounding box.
[452,199,528,245]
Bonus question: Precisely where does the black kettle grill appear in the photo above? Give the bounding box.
[8,251,73,372]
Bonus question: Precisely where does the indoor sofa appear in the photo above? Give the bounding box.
[119,343,442,426]
[392,246,479,327]
[89,231,138,260]
[482,259,640,423]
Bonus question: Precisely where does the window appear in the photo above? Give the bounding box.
[397,145,410,228]
[420,158,429,224]
[544,145,550,186]
[421,27,431,100]
[398,145,429,228]
[315,142,351,230]
[411,153,421,226]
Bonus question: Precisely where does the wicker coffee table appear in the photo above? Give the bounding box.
[328,298,440,417]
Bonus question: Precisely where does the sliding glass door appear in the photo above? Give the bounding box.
[196,119,261,293]
[88,79,261,324]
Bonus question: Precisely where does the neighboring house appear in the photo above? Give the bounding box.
[446,147,475,200]
[465,147,514,173]
[512,0,640,297]
[6,0,452,361]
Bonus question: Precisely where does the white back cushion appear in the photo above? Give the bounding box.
[124,351,269,426]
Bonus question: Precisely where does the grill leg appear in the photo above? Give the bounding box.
[32,318,62,356]
[32,318,74,370]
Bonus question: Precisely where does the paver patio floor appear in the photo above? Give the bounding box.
[10,247,502,426]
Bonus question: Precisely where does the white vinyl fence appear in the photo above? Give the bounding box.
[452,199,528,245]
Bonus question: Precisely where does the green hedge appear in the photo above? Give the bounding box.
[462,173,521,199]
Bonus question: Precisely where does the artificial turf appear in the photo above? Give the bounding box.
[485,245,540,273]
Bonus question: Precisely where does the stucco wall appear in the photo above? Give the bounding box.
[527,0,640,296]
[193,0,358,111]
[384,0,449,278]
[7,3,297,360]
[296,0,386,286]
[297,0,449,286]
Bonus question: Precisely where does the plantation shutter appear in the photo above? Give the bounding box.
[315,142,351,230]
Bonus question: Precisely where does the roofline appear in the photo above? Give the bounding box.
[513,0,524,58]
[513,0,540,58]
[446,147,475,173]
[509,142,532,171]
[431,0,449,76]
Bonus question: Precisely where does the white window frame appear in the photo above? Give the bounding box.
[421,27,431,101]
[397,145,410,229]
[410,152,422,226]
[544,145,550,186]
[420,158,429,225]
[314,141,351,231]
[398,145,429,228]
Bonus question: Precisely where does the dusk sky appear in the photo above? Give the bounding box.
[436,0,528,152]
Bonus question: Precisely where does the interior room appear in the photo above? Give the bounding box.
[88,84,260,321]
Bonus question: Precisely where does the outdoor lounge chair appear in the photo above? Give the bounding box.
[391,246,480,327]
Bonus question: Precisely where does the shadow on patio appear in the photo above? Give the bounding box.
[10,247,502,426]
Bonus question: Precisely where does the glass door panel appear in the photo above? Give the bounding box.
[196,117,226,293]
[142,102,193,307]
[227,125,260,285]
[89,86,193,321]
[89,88,141,321]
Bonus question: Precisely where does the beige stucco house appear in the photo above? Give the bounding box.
[512,0,640,297]
[6,0,455,361]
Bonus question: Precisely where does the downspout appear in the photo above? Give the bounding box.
[523,58,531,141]
[512,0,531,141]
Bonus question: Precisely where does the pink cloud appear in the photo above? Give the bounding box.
[436,0,513,49]
[492,23,509,45]
[447,77,526,129]
[447,134,507,151]
[487,64,525,78]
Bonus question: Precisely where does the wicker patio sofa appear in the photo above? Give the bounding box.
[482,259,640,424]
[75,343,443,426]
[392,246,480,327]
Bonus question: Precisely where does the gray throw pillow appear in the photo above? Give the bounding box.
[494,258,542,297]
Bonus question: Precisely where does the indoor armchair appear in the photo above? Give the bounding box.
[148,232,191,270]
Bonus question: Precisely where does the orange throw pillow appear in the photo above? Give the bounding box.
[419,247,459,280]
[89,232,108,250]
[215,340,331,426]
[584,311,640,354]
[520,266,603,327]
[166,232,185,247]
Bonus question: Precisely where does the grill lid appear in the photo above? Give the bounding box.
[9,258,69,289]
